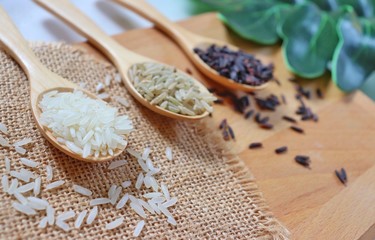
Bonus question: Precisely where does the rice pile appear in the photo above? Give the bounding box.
[2,126,177,237]
[129,63,216,116]
[39,90,133,158]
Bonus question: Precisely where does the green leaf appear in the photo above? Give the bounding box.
[218,3,293,45]
[279,3,339,78]
[337,0,375,18]
[331,14,375,91]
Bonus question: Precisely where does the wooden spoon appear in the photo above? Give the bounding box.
[0,6,123,163]
[34,0,211,120]
[112,0,269,92]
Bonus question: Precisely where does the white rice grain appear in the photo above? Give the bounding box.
[27,197,49,209]
[130,202,147,218]
[90,198,110,206]
[1,175,9,192]
[150,176,159,192]
[15,146,26,155]
[133,220,145,237]
[108,184,117,199]
[135,173,144,190]
[5,157,10,172]
[158,204,173,219]
[114,96,129,108]
[142,147,151,160]
[96,82,105,93]
[97,93,110,100]
[165,147,172,161]
[20,158,39,168]
[17,182,35,193]
[7,178,18,194]
[146,158,156,172]
[162,197,178,208]
[105,75,111,87]
[56,219,70,232]
[126,148,141,159]
[86,206,98,224]
[106,217,124,230]
[144,192,162,199]
[0,122,8,135]
[46,165,53,181]
[14,192,28,205]
[167,216,177,226]
[38,216,48,229]
[10,170,30,182]
[121,180,131,188]
[114,73,122,83]
[34,177,41,196]
[148,200,161,214]
[75,210,88,229]
[110,186,122,205]
[73,184,92,197]
[57,210,75,221]
[47,205,55,225]
[116,193,129,209]
[12,202,37,215]
[137,158,149,172]
[108,160,127,170]
[149,197,165,204]
[138,199,155,214]
[161,183,170,200]
[45,180,65,191]
[143,175,152,189]
[0,136,10,147]
[13,138,32,147]
[20,168,37,179]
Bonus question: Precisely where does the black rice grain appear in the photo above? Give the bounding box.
[259,123,273,129]
[186,68,193,75]
[290,126,304,134]
[335,168,347,185]
[282,115,297,123]
[219,119,227,129]
[249,142,263,149]
[214,99,224,104]
[228,126,235,140]
[275,146,288,154]
[295,155,311,168]
[316,88,323,99]
[244,110,254,119]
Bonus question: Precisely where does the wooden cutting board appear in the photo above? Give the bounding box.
[75,13,375,239]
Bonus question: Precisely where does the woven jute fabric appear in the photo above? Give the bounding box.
[0,43,289,239]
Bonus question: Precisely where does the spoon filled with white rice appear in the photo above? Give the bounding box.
[0,7,133,162]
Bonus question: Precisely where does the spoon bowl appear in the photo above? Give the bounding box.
[0,7,125,163]
[35,87,126,163]
[120,62,210,120]
[35,0,212,121]
[191,42,269,92]
[112,0,270,92]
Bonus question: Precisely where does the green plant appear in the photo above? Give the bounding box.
[198,0,375,92]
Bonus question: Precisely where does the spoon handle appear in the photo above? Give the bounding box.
[34,0,140,65]
[0,6,48,79]
[113,0,195,49]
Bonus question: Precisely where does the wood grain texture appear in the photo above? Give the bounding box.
[74,13,375,239]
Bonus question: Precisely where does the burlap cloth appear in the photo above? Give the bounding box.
[0,43,289,239]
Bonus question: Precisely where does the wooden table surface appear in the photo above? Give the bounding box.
[75,13,375,239]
